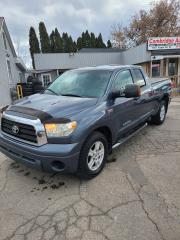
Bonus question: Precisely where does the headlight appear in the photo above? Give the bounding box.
[44,121,77,137]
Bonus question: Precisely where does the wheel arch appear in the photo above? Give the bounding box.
[94,126,112,153]
[82,125,113,154]
[161,94,169,112]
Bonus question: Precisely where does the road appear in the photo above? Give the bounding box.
[0,97,180,240]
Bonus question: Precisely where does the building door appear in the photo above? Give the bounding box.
[168,58,178,76]
[152,60,160,77]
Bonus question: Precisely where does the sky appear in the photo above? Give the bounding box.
[0,0,154,68]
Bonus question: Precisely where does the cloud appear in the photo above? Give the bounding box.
[0,0,153,67]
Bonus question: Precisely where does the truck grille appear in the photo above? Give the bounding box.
[1,118,38,143]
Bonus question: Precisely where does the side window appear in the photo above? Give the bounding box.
[113,70,133,92]
[133,69,146,87]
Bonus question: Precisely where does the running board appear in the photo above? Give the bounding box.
[112,123,147,149]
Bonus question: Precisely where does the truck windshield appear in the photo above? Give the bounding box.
[45,69,112,98]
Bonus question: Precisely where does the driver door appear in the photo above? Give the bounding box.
[110,69,140,138]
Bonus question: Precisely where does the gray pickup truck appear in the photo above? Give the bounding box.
[0,65,172,178]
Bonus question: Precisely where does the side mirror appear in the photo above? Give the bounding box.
[108,90,121,100]
[124,84,141,98]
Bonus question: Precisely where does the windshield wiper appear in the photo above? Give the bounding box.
[61,93,82,97]
[46,89,58,95]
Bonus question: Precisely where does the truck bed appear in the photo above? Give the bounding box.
[150,77,170,86]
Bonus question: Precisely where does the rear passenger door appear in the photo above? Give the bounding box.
[132,68,153,120]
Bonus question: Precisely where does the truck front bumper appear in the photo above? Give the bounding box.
[0,132,80,173]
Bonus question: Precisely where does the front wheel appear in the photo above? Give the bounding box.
[150,100,167,125]
[77,131,108,179]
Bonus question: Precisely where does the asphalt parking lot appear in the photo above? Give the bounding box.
[0,97,180,240]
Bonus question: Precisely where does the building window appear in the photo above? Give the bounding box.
[42,74,51,87]
[152,61,160,77]
[3,32,7,50]
[7,60,12,83]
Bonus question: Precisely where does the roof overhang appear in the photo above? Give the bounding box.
[15,57,27,72]
[34,52,122,70]
[0,17,17,57]
[151,49,180,55]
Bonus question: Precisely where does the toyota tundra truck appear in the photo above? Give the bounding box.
[0,65,172,178]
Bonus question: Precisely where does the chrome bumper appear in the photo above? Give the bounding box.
[1,111,47,146]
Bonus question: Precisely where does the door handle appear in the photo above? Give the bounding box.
[134,97,140,100]
[134,97,146,104]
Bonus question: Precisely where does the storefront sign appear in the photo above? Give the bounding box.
[148,37,180,50]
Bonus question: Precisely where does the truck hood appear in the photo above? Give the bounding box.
[14,93,98,119]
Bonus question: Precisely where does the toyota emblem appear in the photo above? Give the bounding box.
[12,125,19,134]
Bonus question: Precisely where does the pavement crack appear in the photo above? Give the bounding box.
[0,164,11,194]
[125,172,166,240]
[105,200,140,215]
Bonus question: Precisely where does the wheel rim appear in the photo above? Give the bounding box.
[87,141,105,171]
[160,105,166,121]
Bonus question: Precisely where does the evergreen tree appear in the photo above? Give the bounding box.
[95,37,98,48]
[73,41,77,52]
[31,22,108,57]
[50,30,55,52]
[62,32,69,52]
[67,35,74,52]
[81,30,92,48]
[81,32,86,48]
[39,22,51,53]
[107,40,112,48]
[84,30,91,47]
[29,26,40,69]
[54,28,63,52]
[90,32,96,48]
[77,37,82,50]
[96,33,106,48]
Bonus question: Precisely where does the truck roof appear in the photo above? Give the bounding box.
[76,65,142,71]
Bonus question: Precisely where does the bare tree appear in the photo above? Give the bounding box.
[148,0,180,36]
[110,23,127,49]
[111,0,180,48]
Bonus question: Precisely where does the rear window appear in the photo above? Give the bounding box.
[133,69,146,87]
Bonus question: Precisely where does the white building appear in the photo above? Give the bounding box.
[0,17,26,107]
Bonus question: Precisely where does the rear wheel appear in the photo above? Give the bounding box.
[77,131,108,179]
[150,100,167,125]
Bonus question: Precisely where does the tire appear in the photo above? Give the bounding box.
[23,91,33,94]
[150,100,167,125]
[23,90,33,96]
[33,86,44,91]
[77,131,108,179]
[22,88,32,92]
